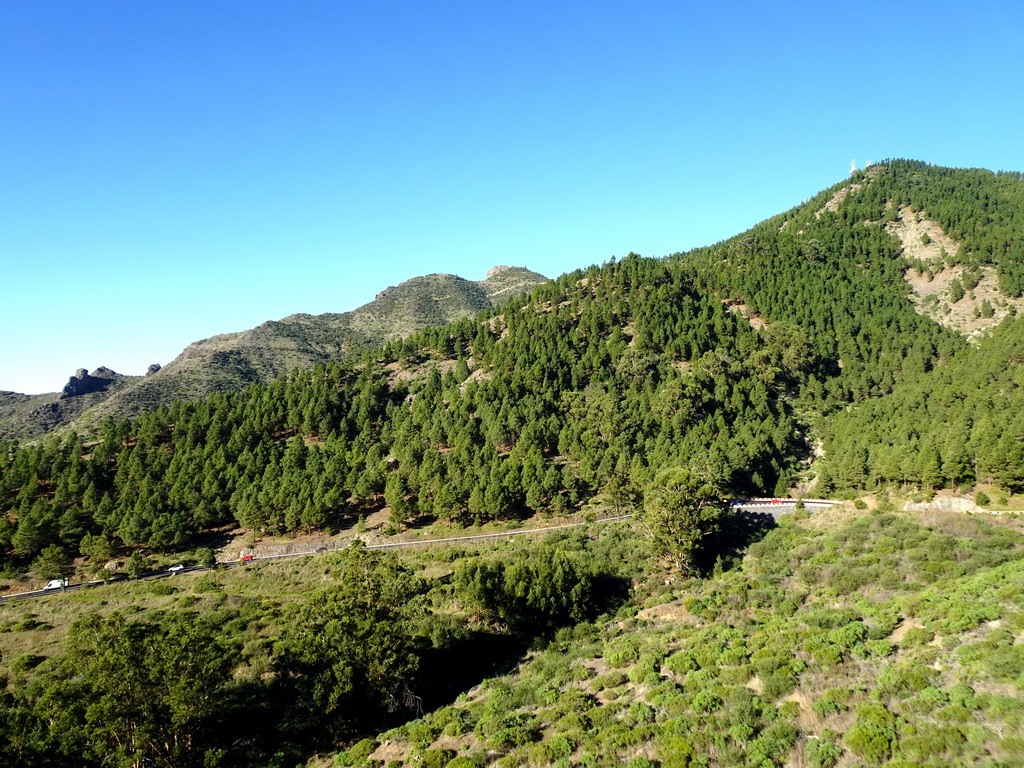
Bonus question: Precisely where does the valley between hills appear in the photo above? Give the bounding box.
[1,160,1024,767]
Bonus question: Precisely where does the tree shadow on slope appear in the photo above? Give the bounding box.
[417,630,532,711]
[698,509,776,573]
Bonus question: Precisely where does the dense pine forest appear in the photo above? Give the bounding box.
[0,255,814,572]
[2,160,1024,766]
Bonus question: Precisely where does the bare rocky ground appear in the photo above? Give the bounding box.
[891,206,1024,335]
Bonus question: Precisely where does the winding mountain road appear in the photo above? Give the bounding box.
[0,500,841,604]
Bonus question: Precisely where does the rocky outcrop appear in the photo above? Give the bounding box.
[903,496,982,514]
[61,368,115,398]
[146,364,162,376]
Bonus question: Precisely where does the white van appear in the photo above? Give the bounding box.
[43,578,69,590]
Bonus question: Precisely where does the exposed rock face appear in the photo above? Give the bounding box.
[146,363,162,376]
[903,496,981,514]
[61,368,117,399]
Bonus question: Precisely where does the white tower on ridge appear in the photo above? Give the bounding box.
[850,159,856,175]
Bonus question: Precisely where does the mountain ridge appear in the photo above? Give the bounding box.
[0,265,548,440]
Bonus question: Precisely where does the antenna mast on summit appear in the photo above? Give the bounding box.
[850,159,856,175]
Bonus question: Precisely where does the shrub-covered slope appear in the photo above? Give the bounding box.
[6,507,1018,767]
[336,509,1024,768]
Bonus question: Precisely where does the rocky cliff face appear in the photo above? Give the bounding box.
[60,367,120,398]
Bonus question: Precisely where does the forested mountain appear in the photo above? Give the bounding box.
[3,161,1024,572]
[0,266,547,441]
[1,255,809,564]
[2,160,1024,767]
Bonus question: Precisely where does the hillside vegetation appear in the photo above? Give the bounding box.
[2,508,1022,767]
[1,160,1024,766]
[340,507,1024,768]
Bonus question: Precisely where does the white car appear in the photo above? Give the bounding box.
[43,578,69,590]
[167,564,185,573]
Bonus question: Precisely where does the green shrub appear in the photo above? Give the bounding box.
[628,653,662,684]
[348,739,378,761]
[984,645,1024,682]
[409,720,442,746]
[750,648,788,677]
[827,621,868,649]
[717,648,748,669]
[421,748,455,768]
[875,661,937,698]
[605,640,640,668]
[844,703,897,763]
[758,721,798,756]
[811,691,847,719]
[805,731,843,768]
[864,640,895,658]
[684,668,718,690]
[718,665,752,685]
[592,670,628,690]
[12,618,51,632]
[531,734,574,763]
[433,707,469,737]
[761,670,796,701]
[690,690,722,713]
[899,626,935,649]
[656,735,695,768]
[948,682,978,709]
[192,575,222,593]
[803,639,843,666]
[664,650,698,676]
[10,653,46,673]
[723,686,762,729]
[936,704,973,723]
[901,721,967,760]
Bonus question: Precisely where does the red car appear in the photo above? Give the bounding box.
[239,555,254,562]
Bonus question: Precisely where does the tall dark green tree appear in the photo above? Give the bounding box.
[30,613,236,768]
[639,466,724,575]
[277,545,427,741]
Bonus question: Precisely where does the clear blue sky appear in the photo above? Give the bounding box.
[3,1,1023,394]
